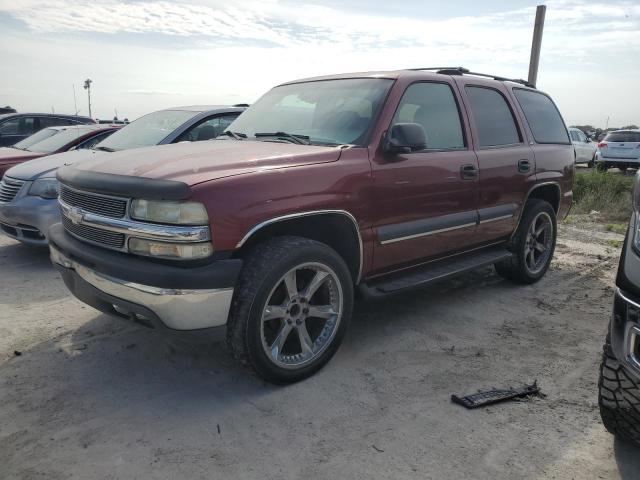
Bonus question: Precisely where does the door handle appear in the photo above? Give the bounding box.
[460,164,478,180]
[518,160,531,173]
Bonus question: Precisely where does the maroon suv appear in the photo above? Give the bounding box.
[49,68,574,383]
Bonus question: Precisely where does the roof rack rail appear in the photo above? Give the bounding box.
[408,67,536,89]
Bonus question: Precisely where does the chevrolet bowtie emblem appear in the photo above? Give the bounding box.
[67,207,84,225]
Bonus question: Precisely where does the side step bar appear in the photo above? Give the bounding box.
[360,245,513,297]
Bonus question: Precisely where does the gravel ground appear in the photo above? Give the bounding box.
[1,220,639,480]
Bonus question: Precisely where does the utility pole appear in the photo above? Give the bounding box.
[528,5,546,87]
[73,84,79,115]
[83,79,93,118]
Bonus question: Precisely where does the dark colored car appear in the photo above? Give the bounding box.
[0,113,96,147]
[0,125,117,179]
[0,106,244,246]
[49,68,574,383]
[598,178,640,446]
[0,106,17,114]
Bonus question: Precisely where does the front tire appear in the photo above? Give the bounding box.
[598,333,640,447]
[495,199,557,284]
[226,236,353,384]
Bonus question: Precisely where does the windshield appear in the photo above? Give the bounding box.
[22,127,94,154]
[96,109,199,151]
[227,78,394,146]
[604,131,640,143]
[13,128,58,150]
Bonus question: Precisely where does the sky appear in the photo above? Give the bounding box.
[0,0,638,127]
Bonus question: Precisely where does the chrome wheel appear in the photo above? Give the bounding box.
[260,262,343,369]
[524,211,553,275]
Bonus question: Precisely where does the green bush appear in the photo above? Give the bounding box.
[572,171,635,221]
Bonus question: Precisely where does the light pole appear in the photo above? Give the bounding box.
[83,79,93,118]
[528,5,546,87]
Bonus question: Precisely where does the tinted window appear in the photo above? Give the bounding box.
[228,78,393,146]
[177,114,238,142]
[604,131,640,143]
[39,117,72,128]
[392,82,465,150]
[0,118,20,135]
[75,130,114,149]
[466,87,520,147]
[513,89,569,144]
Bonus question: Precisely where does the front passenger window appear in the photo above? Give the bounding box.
[392,83,465,150]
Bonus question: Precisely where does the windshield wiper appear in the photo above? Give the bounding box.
[94,146,116,152]
[221,130,247,140]
[254,132,310,145]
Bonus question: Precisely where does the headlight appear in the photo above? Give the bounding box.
[130,199,209,225]
[129,238,213,260]
[28,179,59,199]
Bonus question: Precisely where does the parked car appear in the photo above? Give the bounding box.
[48,68,574,383]
[0,113,96,147]
[0,106,17,114]
[569,127,597,166]
[598,176,640,447]
[0,124,117,179]
[0,106,244,246]
[596,129,640,172]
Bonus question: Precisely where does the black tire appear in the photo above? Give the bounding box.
[495,199,557,284]
[598,332,640,447]
[588,154,595,168]
[226,236,353,384]
[596,162,608,172]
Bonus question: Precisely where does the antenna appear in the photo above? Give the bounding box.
[73,84,79,115]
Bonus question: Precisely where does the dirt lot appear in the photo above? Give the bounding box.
[1,218,639,480]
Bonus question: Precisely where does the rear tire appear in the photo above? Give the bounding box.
[588,154,595,168]
[495,199,556,284]
[596,162,608,172]
[226,236,353,384]
[598,332,640,447]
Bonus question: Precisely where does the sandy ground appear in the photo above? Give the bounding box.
[1,218,639,480]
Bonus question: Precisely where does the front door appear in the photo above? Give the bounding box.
[370,80,479,274]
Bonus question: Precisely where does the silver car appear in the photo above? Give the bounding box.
[569,127,597,166]
[596,129,640,172]
[0,105,245,246]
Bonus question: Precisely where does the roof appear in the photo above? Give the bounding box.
[164,105,247,113]
[280,67,536,89]
[0,112,94,121]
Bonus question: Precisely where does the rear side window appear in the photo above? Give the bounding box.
[465,86,521,147]
[513,89,570,144]
[604,131,640,143]
[392,82,465,150]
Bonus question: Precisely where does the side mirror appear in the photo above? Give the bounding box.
[586,138,592,143]
[384,123,427,154]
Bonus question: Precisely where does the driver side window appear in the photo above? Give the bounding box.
[177,115,238,143]
[392,83,465,151]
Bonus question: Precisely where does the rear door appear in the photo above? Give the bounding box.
[455,79,535,243]
[370,80,479,273]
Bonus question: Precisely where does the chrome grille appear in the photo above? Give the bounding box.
[60,185,127,218]
[62,215,125,249]
[0,177,25,203]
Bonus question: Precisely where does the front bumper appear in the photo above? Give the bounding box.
[49,223,242,331]
[0,193,59,246]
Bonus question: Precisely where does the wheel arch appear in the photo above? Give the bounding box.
[234,210,363,284]
[511,182,561,239]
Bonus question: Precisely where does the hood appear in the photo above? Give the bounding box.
[71,140,343,185]
[5,148,101,181]
[0,147,42,164]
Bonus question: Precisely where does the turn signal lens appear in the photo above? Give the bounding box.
[129,238,213,260]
